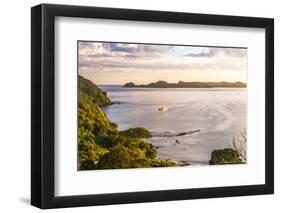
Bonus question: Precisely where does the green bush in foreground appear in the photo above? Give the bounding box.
[120,127,152,138]
[79,159,96,170]
[209,148,243,165]
[97,145,139,169]
[97,145,176,169]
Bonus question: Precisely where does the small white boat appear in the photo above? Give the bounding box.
[158,106,168,112]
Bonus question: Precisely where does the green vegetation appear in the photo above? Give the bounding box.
[79,75,112,105]
[123,80,246,88]
[209,148,243,165]
[96,145,173,169]
[78,75,176,170]
[120,127,152,138]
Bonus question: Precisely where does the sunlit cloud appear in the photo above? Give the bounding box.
[183,47,247,58]
[78,41,247,84]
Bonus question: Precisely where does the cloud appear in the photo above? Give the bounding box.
[102,43,171,54]
[79,42,172,59]
[183,48,247,58]
[78,42,247,76]
[103,43,138,54]
[79,55,246,73]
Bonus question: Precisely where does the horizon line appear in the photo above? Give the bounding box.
[96,80,247,86]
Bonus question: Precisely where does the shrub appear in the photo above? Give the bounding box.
[97,145,137,169]
[209,148,243,165]
[145,149,157,159]
[79,159,96,170]
[97,145,176,169]
[152,160,177,167]
[120,127,152,138]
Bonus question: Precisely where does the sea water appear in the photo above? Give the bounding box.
[100,86,247,165]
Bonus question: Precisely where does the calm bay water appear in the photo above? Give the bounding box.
[100,85,247,165]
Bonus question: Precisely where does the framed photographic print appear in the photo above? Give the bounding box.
[31,4,274,209]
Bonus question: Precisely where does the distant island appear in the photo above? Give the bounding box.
[123,80,246,88]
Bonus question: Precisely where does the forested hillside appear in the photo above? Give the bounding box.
[78,75,176,170]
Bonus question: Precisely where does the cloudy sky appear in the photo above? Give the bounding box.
[78,41,247,85]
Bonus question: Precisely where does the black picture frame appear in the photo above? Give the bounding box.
[31,3,274,209]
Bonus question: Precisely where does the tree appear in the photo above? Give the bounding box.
[97,145,140,169]
[209,148,243,165]
[79,159,96,170]
[120,127,152,138]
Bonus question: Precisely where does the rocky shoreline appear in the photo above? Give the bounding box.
[152,129,200,138]
[147,130,201,167]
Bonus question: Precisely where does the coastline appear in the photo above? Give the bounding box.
[79,76,247,169]
[123,80,247,88]
[141,130,201,167]
[144,130,201,167]
[79,75,179,170]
